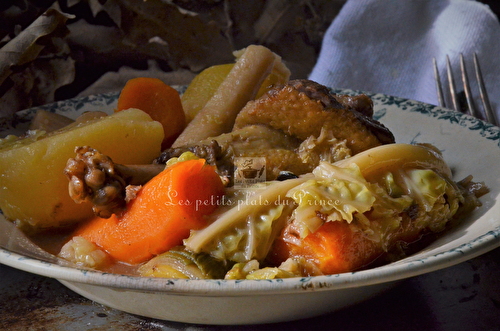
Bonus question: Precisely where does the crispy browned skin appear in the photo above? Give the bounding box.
[333,94,373,117]
[158,80,394,182]
[234,80,394,154]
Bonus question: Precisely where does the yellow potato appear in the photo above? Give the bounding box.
[181,50,290,125]
[0,108,164,230]
[181,63,234,124]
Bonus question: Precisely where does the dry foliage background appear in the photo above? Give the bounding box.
[0,0,347,118]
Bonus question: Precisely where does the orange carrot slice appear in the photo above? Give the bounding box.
[75,159,224,264]
[269,213,430,275]
[269,221,382,274]
[116,77,186,149]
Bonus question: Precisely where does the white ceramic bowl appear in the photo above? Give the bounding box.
[1,89,499,325]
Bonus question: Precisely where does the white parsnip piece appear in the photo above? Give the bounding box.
[333,143,452,180]
[184,176,310,253]
[172,45,276,147]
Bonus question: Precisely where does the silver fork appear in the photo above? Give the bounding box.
[433,53,498,126]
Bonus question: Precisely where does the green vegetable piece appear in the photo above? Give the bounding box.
[138,246,229,279]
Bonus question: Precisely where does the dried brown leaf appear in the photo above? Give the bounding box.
[0,8,73,85]
[66,0,122,26]
[0,8,75,117]
[254,0,301,44]
[117,0,234,71]
[0,0,345,108]
[67,19,125,54]
[101,0,123,27]
[0,56,75,118]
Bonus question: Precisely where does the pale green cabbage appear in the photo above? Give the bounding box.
[196,204,287,263]
[185,158,462,267]
[165,151,199,167]
[286,163,376,237]
[406,169,453,212]
[224,258,304,280]
[284,162,459,240]
[184,177,309,260]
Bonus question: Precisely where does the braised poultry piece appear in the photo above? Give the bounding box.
[65,80,394,217]
[158,79,395,178]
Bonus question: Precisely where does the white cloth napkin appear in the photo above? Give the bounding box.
[309,0,500,122]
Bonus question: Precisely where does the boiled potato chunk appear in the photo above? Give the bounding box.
[0,108,164,229]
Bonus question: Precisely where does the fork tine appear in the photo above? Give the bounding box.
[446,55,460,112]
[473,53,498,126]
[436,54,498,126]
[433,57,445,108]
[460,53,480,118]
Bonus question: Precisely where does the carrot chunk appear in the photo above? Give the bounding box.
[116,77,186,149]
[269,221,382,274]
[269,213,430,275]
[74,159,224,264]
